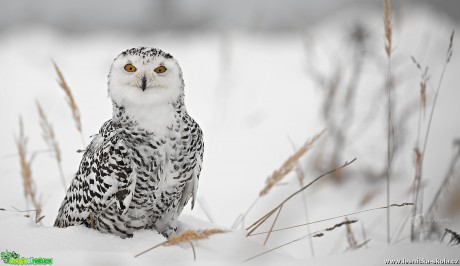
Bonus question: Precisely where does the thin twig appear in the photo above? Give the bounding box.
[247,158,357,236]
[36,101,67,191]
[259,130,325,196]
[383,0,394,244]
[188,241,197,261]
[197,198,215,224]
[231,197,259,229]
[411,30,455,241]
[263,205,283,246]
[14,117,42,221]
[249,203,413,237]
[52,60,85,146]
[426,141,460,215]
[245,220,357,262]
[289,139,315,257]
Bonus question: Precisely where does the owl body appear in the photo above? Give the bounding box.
[54,47,203,238]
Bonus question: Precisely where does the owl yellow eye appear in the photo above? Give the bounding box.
[154,66,167,73]
[124,64,137,72]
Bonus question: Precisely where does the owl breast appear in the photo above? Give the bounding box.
[120,125,186,233]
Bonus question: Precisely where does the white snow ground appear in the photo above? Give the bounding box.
[1,4,459,265]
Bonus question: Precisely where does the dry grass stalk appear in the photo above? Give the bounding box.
[249,202,413,237]
[293,159,315,257]
[7,206,45,224]
[247,158,356,238]
[294,161,305,187]
[383,0,395,244]
[52,60,85,146]
[409,56,430,241]
[245,219,357,262]
[412,31,455,241]
[259,130,325,196]
[359,189,379,207]
[232,131,324,234]
[14,118,42,222]
[36,101,67,191]
[325,219,357,231]
[345,217,358,249]
[412,147,422,200]
[6,206,45,223]
[426,141,460,216]
[135,229,227,258]
[360,221,370,248]
[384,0,392,57]
[344,217,369,250]
[410,56,429,114]
[445,183,460,215]
[287,138,315,255]
[263,205,283,246]
[197,198,215,224]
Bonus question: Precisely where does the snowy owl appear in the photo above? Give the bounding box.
[54,47,204,238]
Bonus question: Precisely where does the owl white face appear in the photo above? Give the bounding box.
[108,47,183,108]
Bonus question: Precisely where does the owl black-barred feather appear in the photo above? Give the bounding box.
[54,47,204,238]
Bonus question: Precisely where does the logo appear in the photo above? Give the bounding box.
[1,250,53,265]
[411,215,452,226]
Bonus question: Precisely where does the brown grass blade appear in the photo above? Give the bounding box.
[245,219,357,262]
[249,202,413,237]
[384,0,392,57]
[188,241,196,261]
[259,130,325,197]
[246,208,278,236]
[247,158,356,236]
[52,60,85,145]
[411,30,455,241]
[345,217,360,250]
[134,229,227,258]
[36,101,67,191]
[235,131,325,230]
[263,205,283,246]
[14,117,42,221]
[383,0,395,244]
[427,141,460,216]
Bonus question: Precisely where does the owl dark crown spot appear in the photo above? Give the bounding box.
[120,47,173,59]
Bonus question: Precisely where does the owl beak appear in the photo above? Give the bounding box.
[141,75,147,91]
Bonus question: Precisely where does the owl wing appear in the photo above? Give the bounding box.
[178,117,204,212]
[54,122,136,227]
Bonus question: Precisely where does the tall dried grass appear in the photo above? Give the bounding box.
[248,202,413,237]
[344,217,369,250]
[14,117,43,223]
[246,158,357,245]
[36,101,67,191]
[52,60,85,146]
[383,0,394,244]
[410,31,455,241]
[135,229,227,259]
[293,154,315,257]
[424,141,460,235]
[259,130,325,196]
[245,219,358,262]
[306,24,369,183]
[232,130,325,230]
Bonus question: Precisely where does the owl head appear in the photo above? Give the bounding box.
[108,47,184,108]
